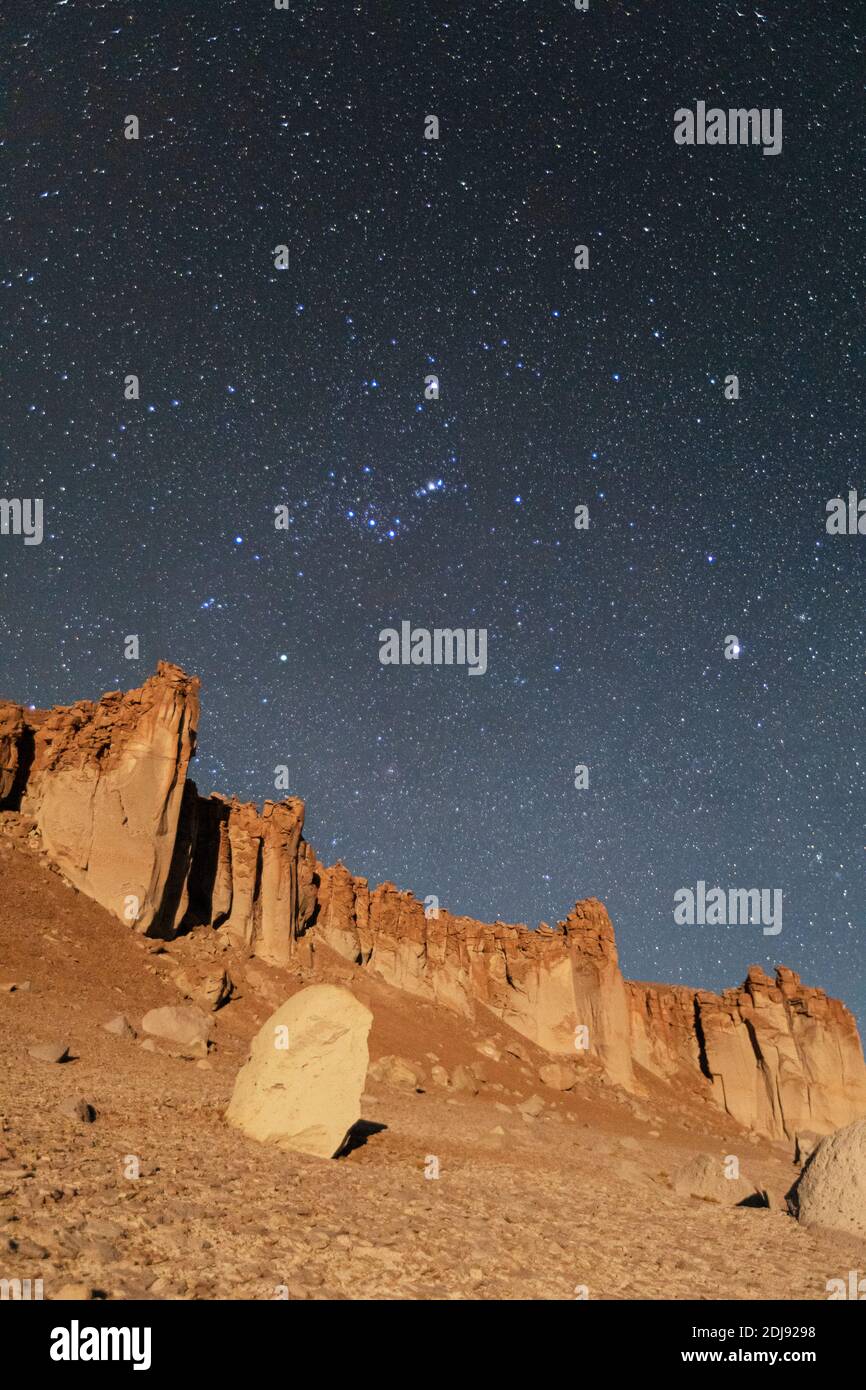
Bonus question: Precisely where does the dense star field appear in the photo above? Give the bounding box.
[1,2,864,1019]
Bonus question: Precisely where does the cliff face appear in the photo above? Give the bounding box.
[2,663,865,1143]
[310,855,598,1059]
[626,969,866,1140]
[0,663,199,933]
[0,702,26,803]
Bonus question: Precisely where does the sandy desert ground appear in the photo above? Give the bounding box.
[1,826,864,1302]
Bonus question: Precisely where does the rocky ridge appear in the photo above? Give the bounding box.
[2,661,865,1143]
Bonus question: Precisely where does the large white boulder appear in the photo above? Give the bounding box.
[796,1117,866,1239]
[225,984,372,1158]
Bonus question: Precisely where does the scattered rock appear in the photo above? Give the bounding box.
[794,1130,821,1166]
[368,1055,422,1090]
[475,1039,502,1061]
[28,1041,69,1064]
[58,1098,96,1123]
[671,1153,761,1206]
[225,984,373,1158]
[451,1065,480,1095]
[0,981,30,993]
[103,1014,136,1040]
[430,1064,450,1088]
[538,1061,578,1091]
[243,964,286,1007]
[795,1118,866,1239]
[518,1094,545,1119]
[173,965,234,1012]
[141,1004,211,1057]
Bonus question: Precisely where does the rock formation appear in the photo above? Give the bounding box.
[0,702,26,804]
[2,662,865,1144]
[0,662,199,934]
[225,984,372,1157]
[628,967,866,1140]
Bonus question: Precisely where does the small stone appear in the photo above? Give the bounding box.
[518,1094,545,1119]
[538,1062,577,1091]
[58,1098,96,1123]
[141,1004,211,1057]
[103,1014,136,1039]
[368,1055,422,1090]
[202,968,233,1010]
[451,1065,480,1095]
[28,1041,69,1064]
[794,1130,821,1165]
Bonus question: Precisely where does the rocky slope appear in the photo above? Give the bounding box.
[2,662,865,1144]
[2,832,864,1301]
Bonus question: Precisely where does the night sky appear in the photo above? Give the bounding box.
[2,2,865,1022]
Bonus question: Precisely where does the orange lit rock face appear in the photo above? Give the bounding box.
[0,703,26,804]
[626,966,866,1140]
[2,663,864,1142]
[1,662,199,933]
[695,966,866,1140]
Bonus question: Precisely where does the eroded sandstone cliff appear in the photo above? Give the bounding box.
[2,662,864,1142]
[1,663,199,933]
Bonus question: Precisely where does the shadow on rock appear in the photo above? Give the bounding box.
[336,1119,387,1158]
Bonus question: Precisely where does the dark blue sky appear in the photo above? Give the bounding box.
[2,0,864,1022]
